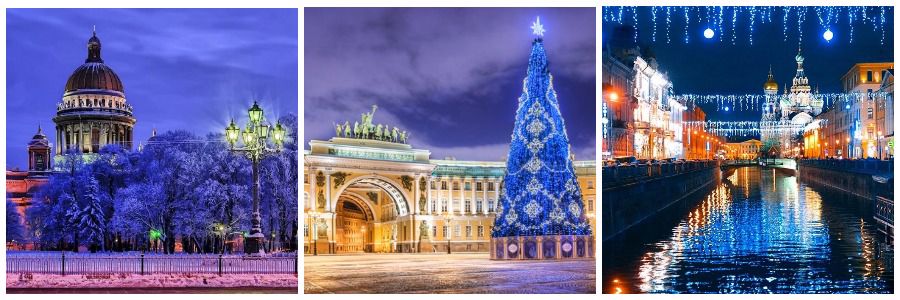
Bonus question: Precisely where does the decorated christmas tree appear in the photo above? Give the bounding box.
[491,17,593,260]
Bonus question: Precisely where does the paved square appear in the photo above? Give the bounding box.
[304,253,595,294]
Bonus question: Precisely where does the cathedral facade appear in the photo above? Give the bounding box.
[6,30,136,241]
[759,50,824,156]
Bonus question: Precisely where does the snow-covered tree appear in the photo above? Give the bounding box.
[6,198,26,243]
[77,176,107,252]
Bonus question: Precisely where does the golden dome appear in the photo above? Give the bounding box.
[764,66,778,91]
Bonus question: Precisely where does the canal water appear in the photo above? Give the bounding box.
[603,166,894,294]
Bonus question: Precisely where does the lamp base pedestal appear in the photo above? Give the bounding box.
[244,233,266,256]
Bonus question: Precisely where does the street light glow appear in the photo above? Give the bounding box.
[704,27,715,39]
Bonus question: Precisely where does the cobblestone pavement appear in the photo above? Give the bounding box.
[304,253,595,294]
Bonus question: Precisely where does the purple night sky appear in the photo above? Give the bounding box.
[304,8,596,161]
[6,8,298,169]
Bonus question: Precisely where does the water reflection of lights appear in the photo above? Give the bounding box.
[627,167,893,293]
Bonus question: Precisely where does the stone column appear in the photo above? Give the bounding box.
[447,177,454,214]
[469,177,475,215]
[308,168,317,211]
[493,180,500,211]
[426,178,433,214]
[481,179,488,214]
[324,172,332,212]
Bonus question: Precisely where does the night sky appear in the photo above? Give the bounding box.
[6,9,298,169]
[602,7,894,125]
[305,8,596,161]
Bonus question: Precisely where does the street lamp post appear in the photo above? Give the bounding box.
[225,101,286,256]
[309,211,319,256]
[445,213,453,254]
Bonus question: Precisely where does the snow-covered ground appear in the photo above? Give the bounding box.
[7,273,298,289]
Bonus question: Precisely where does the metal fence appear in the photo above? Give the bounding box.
[6,253,298,276]
[602,160,718,187]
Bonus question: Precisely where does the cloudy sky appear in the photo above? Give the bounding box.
[305,8,596,161]
[6,8,298,169]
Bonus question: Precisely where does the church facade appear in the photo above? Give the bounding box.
[759,50,824,156]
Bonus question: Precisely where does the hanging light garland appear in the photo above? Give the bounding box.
[603,6,891,45]
[672,91,890,112]
[683,120,829,137]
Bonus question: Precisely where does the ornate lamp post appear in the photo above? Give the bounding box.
[444,213,453,254]
[309,211,319,256]
[225,101,285,256]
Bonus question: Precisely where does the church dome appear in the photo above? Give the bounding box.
[64,31,124,94]
[764,77,778,91]
[764,67,778,91]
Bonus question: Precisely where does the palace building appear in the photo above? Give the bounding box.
[303,110,596,254]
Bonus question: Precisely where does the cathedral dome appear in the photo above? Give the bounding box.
[64,31,124,94]
[764,77,778,91]
[764,67,778,91]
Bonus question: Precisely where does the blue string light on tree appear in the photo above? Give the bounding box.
[491,17,592,261]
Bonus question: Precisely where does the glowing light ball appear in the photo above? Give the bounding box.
[704,27,715,39]
[823,28,834,42]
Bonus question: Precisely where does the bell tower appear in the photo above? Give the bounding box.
[28,125,52,174]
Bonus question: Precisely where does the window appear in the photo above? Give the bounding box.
[453,200,460,212]
[476,182,483,191]
[487,200,495,213]
[441,181,447,190]
[464,201,471,213]
[441,201,447,212]
[867,70,873,82]
[588,199,594,211]
[453,182,460,190]
[868,107,874,119]
[464,182,471,190]
[304,224,309,237]
[442,226,448,238]
[432,226,437,238]
[465,226,472,237]
[476,201,483,213]
[488,182,495,191]
[454,225,461,237]
[477,226,484,237]
[431,201,437,213]
[587,180,594,189]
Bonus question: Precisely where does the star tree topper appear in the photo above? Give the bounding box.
[531,16,545,37]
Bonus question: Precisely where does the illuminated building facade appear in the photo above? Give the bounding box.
[302,133,596,254]
[601,45,635,159]
[632,56,680,159]
[840,62,894,159]
[725,139,762,160]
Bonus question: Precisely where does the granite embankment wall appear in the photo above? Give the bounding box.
[601,161,720,241]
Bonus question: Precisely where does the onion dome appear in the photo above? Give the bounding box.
[764,65,778,91]
[64,30,124,94]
